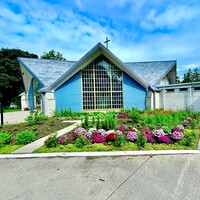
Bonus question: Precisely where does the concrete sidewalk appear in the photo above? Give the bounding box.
[12,120,82,154]
[0,111,29,124]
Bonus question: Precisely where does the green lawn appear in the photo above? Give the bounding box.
[3,109,21,113]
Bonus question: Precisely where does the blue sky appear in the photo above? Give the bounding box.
[1,0,200,78]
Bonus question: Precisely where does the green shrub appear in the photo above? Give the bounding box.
[12,127,18,131]
[102,112,117,130]
[32,125,38,131]
[113,135,126,147]
[119,142,138,151]
[161,126,171,135]
[82,115,90,129]
[179,130,198,147]
[54,108,82,118]
[0,132,12,144]
[25,111,48,125]
[44,133,58,148]
[96,114,102,129]
[16,130,35,145]
[92,116,95,126]
[136,133,147,148]
[75,135,87,148]
[130,108,142,123]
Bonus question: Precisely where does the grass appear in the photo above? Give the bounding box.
[0,116,74,153]
[0,145,23,154]
[3,109,21,113]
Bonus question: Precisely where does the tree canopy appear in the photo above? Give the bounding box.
[182,68,200,83]
[0,48,38,107]
[41,50,66,60]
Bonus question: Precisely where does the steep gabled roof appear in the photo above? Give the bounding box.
[47,42,148,92]
[18,58,76,88]
[125,61,176,87]
[18,43,176,93]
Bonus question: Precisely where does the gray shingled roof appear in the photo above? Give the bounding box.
[125,61,176,87]
[18,50,176,92]
[18,58,76,87]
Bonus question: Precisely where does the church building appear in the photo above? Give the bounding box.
[18,43,200,116]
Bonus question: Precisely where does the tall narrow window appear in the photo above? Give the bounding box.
[82,55,123,110]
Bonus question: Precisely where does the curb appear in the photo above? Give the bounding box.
[1,150,200,159]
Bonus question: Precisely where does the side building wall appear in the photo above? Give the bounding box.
[159,88,200,111]
[123,73,146,110]
[54,72,82,112]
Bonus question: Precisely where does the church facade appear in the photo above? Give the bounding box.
[18,43,200,116]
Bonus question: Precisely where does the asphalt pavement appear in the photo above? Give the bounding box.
[0,154,200,200]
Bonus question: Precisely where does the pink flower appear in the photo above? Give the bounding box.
[172,131,184,140]
[152,129,165,137]
[119,124,126,133]
[146,133,155,143]
[126,131,138,141]
[159,136,171,143]
[92,132,106,143]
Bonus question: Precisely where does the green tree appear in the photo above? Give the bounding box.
[0,48,38,107]
[41,50,66,60]
[182,68,200,83]
[182,69,193,83]
[176,75,181,83]
[192,68,200,82]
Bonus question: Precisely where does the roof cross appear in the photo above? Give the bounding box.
[104,37,110,49]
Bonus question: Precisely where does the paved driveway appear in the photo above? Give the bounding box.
[0,154,200,200]
[0,111,29,124]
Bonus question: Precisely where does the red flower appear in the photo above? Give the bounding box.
[106,133,118,141]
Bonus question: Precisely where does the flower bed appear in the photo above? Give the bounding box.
[39,109,200,152]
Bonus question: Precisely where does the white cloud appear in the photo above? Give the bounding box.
[75,0,85,10]
[0,0,114,59]
[0,0,200,77]
[141,4,200,30]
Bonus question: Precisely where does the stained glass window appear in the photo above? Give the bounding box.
[82,55,123,110]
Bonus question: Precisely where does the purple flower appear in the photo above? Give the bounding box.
[183,120,189,126]
[58,135,68,145]
[141,127,150,135]
[152,129,165,137]
[117,113,124,118]
[172,131,184,140]
[74,128,87,135]
[146,133,155,143]
[159,135,171,143]
[117,113,130,118]
[171,125,184,133]
[119,124,126,133]
[126,131,138,141]
[187,117,192,122]
[124,113,130,118]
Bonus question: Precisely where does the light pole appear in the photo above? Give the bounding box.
[0,102,3,125]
